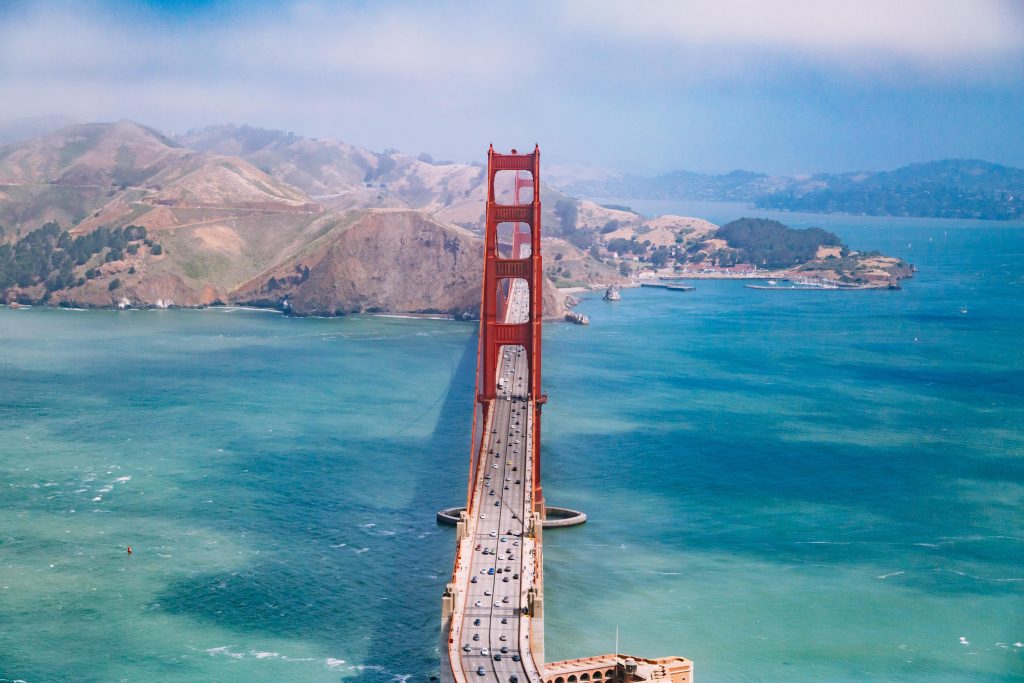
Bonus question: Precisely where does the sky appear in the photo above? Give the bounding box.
[0,0,1022,175]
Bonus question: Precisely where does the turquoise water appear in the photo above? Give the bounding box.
[2,213,1023,682]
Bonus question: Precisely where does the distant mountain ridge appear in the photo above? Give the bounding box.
[557,159,1024,220]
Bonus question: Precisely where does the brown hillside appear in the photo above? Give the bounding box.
[232,209,565,318]
[0,122,321,235]
[0,121,187,187]
[2,122,572,317]
[177,125,376,196]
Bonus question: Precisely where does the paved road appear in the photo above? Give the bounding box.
[454,278,536,683]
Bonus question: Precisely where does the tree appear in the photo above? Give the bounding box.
[716,218,843,269]
[650,248,670,268]
[108,278,121,291]
[567,230,594,250]
[554,198,577,233]
[150,244,163,256]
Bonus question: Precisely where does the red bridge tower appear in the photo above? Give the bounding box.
[472,145,546,516]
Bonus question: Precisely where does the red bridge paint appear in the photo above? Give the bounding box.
[470,145,546,516]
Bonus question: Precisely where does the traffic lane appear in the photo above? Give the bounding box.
[487,358,529,677]
[462,367,529,681]
[463,402,511,669]
[461,289,532,681]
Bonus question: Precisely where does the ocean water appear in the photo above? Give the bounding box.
[1,212,1023,682]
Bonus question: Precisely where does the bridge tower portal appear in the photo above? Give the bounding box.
[474,144,546,516]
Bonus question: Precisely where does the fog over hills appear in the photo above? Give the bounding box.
[0,115,78,148]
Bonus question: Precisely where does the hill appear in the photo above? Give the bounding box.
[0,122,575,316]
[554,159,1024,220]
[233,209,564,317]
[757,160,1024,220]
[176,125,583,234]
[0,121,318,236]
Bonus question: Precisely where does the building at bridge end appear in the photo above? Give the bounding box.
[543,655,693,683]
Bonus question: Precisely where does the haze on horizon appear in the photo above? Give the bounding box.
[1,0,1022,176]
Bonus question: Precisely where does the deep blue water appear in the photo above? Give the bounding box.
[1,209,1022,682]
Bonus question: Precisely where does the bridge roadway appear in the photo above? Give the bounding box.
[448,279,541,683]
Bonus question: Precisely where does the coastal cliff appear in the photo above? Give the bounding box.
[232,209,565,318]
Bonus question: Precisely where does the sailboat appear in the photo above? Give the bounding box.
[960,303,968,314]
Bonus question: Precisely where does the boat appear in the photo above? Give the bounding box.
[767,279,777,286]
[960,303,968,314]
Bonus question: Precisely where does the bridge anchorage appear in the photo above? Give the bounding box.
[439,146,693,683]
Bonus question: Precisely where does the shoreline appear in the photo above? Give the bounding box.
[646,270,909,290]
[3,302,583,323]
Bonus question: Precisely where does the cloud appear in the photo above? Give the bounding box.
[0,2,536,147]
[0,2,526,82]
[562,0,1024,69]
[0,0,1021,172]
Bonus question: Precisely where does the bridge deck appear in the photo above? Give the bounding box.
[448,280,541,683]
[445,147,691,683]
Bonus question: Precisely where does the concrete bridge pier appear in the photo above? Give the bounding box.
[437,506,587,528]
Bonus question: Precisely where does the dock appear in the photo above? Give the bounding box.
[640,283,695,292]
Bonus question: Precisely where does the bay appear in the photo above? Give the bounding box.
[1,209,1022,682]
